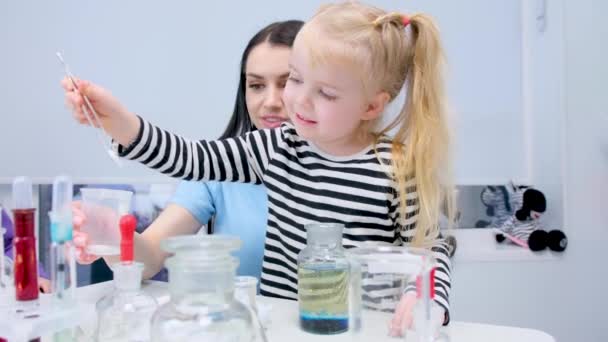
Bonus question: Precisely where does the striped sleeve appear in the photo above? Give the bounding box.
[393,180,452,324]
[113,116,277,183]
[425,236,452,324]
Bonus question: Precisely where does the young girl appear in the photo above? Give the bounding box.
[63,1,454,334]
[69,20,304,282]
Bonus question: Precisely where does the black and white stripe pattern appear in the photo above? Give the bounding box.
[482,185,525,227]
[500,216,539,241]
[115,117,452,315]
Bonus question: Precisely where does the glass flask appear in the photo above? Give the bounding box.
[297,223,350,335]
[234,276,258,311]
[150,235,254,342]
[234,276,268,342]
[95,261,159,341]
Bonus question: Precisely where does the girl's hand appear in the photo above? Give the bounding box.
[61,78,141,146]
[389,292,417,336]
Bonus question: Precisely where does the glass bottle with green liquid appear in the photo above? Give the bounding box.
[297,223,349,335]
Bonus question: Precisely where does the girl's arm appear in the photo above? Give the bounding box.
[114,116,277,185]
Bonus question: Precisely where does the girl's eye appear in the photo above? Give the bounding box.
[319,89,337,101]
[287,76,302,84]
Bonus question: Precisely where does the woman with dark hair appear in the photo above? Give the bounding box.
[71,20,304,281]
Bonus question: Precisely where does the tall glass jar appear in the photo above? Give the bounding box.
[297,223,349,335]
[151,235,254,342]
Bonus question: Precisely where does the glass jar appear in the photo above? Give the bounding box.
[346,245,437,341]
[297,223,349,335]
[95,262,159,341]
[151,235,254,342]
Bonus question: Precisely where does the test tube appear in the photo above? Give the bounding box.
[12,177,39,306]
[49,176,76,301]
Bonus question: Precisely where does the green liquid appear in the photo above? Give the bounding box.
[298,265,349,334]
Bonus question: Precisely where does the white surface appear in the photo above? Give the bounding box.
[0,293,95,341]
[0,0,527,184]
[70,280,554,342]
[264,296,554,342]
[450,229,563,263]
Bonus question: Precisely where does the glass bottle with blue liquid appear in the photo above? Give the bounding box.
[297,223,349,335]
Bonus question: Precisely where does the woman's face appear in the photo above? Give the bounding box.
[245,42,291,129]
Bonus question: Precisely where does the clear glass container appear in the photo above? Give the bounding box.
[346,245,438,341]
[95,262,158,341]
[234,276,268,342]
[80,188,133,256]
[234,276,258,311]
[297,223,350,335]
[150,235,254,342]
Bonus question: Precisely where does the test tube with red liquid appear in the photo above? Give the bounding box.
[12,177,39,305]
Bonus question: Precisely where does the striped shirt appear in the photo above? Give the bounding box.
[114,117,452,316]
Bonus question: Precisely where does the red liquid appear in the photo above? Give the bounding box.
[12,209,39,302]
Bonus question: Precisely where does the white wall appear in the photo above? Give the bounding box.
[451,1,608,340]
[526,0,566,230]
[0,0,527,184]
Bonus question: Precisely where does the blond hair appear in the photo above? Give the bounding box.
[298,2,454,246]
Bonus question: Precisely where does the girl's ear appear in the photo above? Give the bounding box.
[362,91,390,121]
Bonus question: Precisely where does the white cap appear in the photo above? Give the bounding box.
[12,177,33,209]
[52,176,73,213]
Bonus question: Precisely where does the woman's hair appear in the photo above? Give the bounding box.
[297,2,454,246]
[220,20,304,139]
[209,20,303,234]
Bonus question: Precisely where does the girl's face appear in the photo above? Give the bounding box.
[245,42,291,130]
[282,40,384,155]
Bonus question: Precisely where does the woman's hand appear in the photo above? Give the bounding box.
[71,201,100,264]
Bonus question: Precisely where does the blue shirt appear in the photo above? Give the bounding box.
[170,181,267,279]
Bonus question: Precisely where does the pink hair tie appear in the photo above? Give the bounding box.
[402,15,410,27]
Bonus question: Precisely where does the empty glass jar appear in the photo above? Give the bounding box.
[150,235,254,342]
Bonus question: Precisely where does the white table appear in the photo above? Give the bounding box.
[264,298,555,342]
[74,280,555,342]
